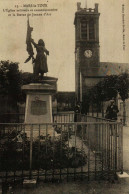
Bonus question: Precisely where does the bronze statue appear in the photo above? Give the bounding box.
[25,18,49,79]
[31,39,49,78]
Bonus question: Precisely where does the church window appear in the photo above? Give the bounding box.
[80,20,87,39]
[89,19,95,40]
[80,19,95,40]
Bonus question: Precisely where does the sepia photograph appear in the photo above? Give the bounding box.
[0,0,129,193]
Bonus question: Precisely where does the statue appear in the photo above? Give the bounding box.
[24,18,49,79]
[31,39,49,78]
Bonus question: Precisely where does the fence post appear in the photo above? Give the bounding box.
[123,100,126,126]
[120,123,123,174]
[29,124,33,179]
[101,102,104,118]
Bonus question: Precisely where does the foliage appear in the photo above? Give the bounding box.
[0,61,34,105]
[0,60,23,103]
[0,129,87,171]
[83,73,129,107]
[21,72,33,85]
[115,73,129,101]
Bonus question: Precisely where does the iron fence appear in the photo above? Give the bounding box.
[0,121,123,182]
[53,112,74,123]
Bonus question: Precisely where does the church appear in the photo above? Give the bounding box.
[74,2,129,102]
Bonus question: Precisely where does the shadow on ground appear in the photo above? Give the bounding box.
[11,179,129,194]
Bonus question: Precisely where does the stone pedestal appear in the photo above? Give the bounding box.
[23,179,37,188]
[22,78,57,138]
[116,172,129,183]
[22,82,57,123]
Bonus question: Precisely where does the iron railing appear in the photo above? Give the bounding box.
[0,120,123,182]
[53,112,74,123]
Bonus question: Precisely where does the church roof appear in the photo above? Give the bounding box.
[99,62,129,76]
[83,62,129,77]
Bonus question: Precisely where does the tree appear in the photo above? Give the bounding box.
[83,73,129,124]
[21,72,33,85]
[0,61,34,103]
[0,60,22,100]
[0,60,23,115]
[116,73,129,125]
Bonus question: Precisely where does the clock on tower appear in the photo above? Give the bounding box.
[74,3,100,101]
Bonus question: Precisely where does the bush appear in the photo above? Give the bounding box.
[0,130,87,171]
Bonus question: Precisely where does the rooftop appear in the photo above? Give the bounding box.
[82,62,129,77]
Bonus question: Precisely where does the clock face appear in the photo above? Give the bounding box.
[84,50,92,58]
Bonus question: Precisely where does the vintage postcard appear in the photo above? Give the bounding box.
[0,0,129,193]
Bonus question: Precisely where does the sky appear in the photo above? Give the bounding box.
[0,0,129,91]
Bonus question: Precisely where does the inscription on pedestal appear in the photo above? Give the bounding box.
[31,100,47,115]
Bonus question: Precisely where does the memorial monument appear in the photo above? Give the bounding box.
[22,18,58,137]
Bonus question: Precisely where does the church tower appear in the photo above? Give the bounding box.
[74,2,100,102]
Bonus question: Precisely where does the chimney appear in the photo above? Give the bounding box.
[95,3,99,12]
[77,2,81,11]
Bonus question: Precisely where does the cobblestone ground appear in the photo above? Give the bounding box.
[69,135,102,173]
[12,179,129,194]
